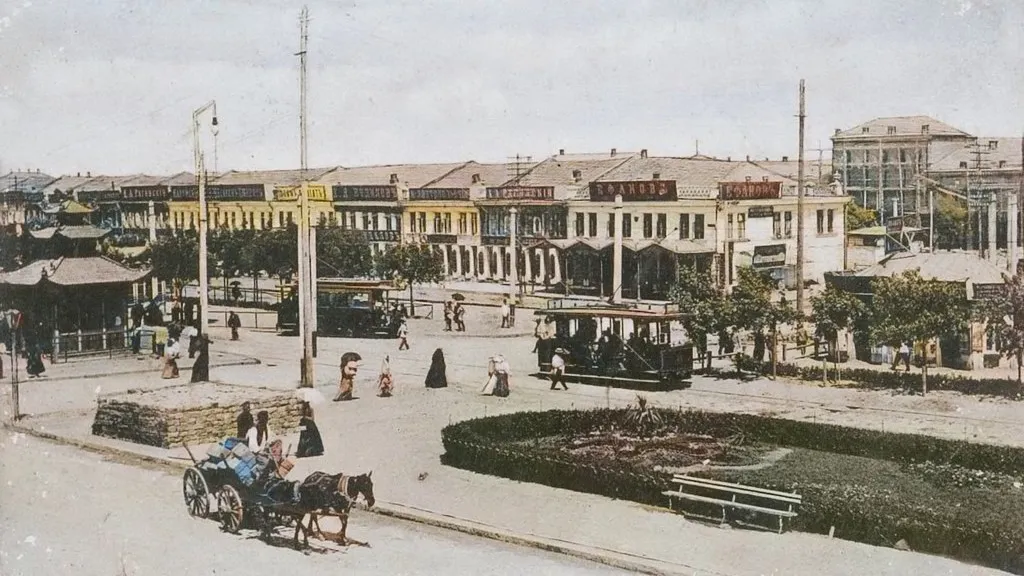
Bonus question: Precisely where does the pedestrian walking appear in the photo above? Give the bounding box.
[171,300,182,324]
[228,311,241,341]
[377,355,394,397]
[131,302,145,330]
[893,342,911,372]
[397,320,410,350]
[334,351,361,401]
[25,341,45,378]
[455,303,466,332]
[236,401,254,439]
[181,323,198,358]
[189,334,211,383]
[550,347,569,390]
[443,301,453,332]
[425,348,448,388]
[296,402,324,458]
[487,353,511,397]
[500,299,510,328]
[161,337,181,379]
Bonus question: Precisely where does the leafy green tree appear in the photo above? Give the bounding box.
[731,267,797,363]
[376,243,444,315]
[812,284,867,361]
[670,266,732,369]
[315,227,373,278]
[846,203,877,231]
[149,231,199,295]
[870,269,970,394]
[977,273,1024,384]
[933,194,968,250]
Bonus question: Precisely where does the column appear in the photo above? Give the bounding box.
[441,245,450,277]
[483,246,492,279]
[613,195,624,303]
[538,248,547,283]
[508,208,518,298]
[454,246,464,277]
[551,248,562,283]
[495,246,504,279]
[1009,193,1018,273]
[988,197,997,261]
[470,246,478,278]
[524,248,533,285]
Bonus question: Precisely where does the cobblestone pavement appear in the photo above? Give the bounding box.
[3,308,1019,575]
[0,434,630,576]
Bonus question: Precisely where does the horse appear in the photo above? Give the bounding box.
[292,470,375,547]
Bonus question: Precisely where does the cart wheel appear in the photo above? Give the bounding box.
[182,468,210,518]
[217,485,244,533]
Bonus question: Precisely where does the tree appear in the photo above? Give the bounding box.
[812,284,867,361]
[846,203,877,232]
[731,267,797,364]
[375,243,444,315]
[669,266,731,370]
[933,194,968,250]
[149,231,199,294]
[315,227,373,278]
[978,273,1024,384]
[0,230,26,270]
[870,270,970,394]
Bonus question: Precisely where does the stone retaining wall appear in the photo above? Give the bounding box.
[92,384,303,448]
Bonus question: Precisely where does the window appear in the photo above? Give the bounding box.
[433,213,441,233]
[230,212,237,229]
[784,211,792,237]
[656,213,667,238]
[844,150,852,164]
[385,213,394,231]
[727,214,734,239]
[989,140,999,150]
[286,212,294,227]
[622,213,632,238]
[773,212,782,238]
[418,212,426,233]
[643,213,653,239]
[458,213,467,234]
[349,212,357,229]
[679,214,690,239]
[737,213,746,239]
[816,209,825,234]
[921,124,930,134]
[899,149,908,163]
[363,212,371,230]
[1000,161,1008,168]
[887,126,896,135]
[442,213,452,233]
[827,209,835,233]
[588,213,597,237]
[959,161,969,169]
[471,213,477,235]
[575,213,585,237]
[861,127,870,134]
[278,212,285,228]
[693,214,704,240]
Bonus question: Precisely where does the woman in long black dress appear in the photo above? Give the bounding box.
[295,402,324,458]
[425,348,447,388]
[189,334,211,383]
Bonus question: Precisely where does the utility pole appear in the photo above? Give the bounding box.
[613,195,624,304]
[192,100,218,337]
[795,79,806,315]
[296,5,315,387]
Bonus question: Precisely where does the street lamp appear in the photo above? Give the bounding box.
[192,101,218,336]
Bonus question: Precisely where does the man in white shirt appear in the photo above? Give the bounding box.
[549,349,568,391]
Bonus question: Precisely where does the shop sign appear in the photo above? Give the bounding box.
[486,186,554,200]
[719,181,782,201]
[589,181,677,202]
[121,186,170,201]
[748,205,774,218]
[332,185,397,201]
[481,235,508,246]
[426,234,457,244]
[408,188,470,201]
[208,185,266,201]
[362,230,400,242]
[972,283,1005,301]
[274,184,330,202]
[752,244,787,269]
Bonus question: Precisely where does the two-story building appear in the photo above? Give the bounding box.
[0,170,54,233]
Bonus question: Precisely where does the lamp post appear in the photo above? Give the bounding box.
[192,101,218,335]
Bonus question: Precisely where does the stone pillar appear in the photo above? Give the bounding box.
[613,195,624,303]
[441,246,450,277]
[988,197,998,261]
[524,248,533,285]
[538,248,547,283]
[551,248,562,283]
[454,246,464,277]
[1009,193,1019,273]
[494,246,503,279]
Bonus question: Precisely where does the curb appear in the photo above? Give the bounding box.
[35,358,262,384]
[2,421,696,576]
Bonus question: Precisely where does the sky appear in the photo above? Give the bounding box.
[0,0,1022,177]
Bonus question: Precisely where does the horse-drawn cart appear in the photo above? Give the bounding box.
[181,438,375,548]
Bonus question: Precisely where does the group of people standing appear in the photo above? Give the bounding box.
[443,300,466,332]
[235,400,324,459]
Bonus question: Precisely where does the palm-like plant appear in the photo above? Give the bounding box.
[622,395,663,438]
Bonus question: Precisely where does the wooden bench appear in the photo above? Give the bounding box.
[663,474,801,534]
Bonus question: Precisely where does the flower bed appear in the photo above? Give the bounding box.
[442,409,1024,573]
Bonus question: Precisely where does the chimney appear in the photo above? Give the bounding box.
[652,172,661,180]
[471,173,481,184]
[727,156,731,162]
[782,156,789,162]
[558,148,565,156]
[572,169,582,182]
[640,149,648,159]
[610,148,617,157]
[76,172,81,177]
[745,176,752,182]
[745,155,750,162]
[834,128,841,135]
[389,173,399,184]
[762,176,769,182]
[86,171,91,177]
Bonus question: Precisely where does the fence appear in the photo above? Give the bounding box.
[52,328,131,363]
[214,309,280,331]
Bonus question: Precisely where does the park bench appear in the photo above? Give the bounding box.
[663,474,801,534]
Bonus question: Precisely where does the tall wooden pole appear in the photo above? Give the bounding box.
[297,6,314,386]
[796,80,806,314]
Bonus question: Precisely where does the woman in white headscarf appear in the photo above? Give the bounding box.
[488,353,511,397]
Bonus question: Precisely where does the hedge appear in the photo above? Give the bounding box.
[441,409,1024,573]
[733,355,1023,399]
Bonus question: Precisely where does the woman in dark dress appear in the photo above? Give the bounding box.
[189,334,211,383]
[295,402,324,458]
[425,348,448,388]
[26,341,45,378]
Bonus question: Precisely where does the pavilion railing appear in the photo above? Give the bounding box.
[52,328,130,363]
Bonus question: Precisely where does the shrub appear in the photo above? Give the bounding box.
[442,409,1024,573]
[621,395,663,438]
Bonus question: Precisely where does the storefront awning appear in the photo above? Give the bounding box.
[640,238,716,254]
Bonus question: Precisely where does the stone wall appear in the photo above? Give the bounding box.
[92,384,304,449]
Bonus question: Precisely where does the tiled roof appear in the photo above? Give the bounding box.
[929,138,1023,172]
[161,172,198,187]
[119,174,168,188]
[590,157,736,200]
[77,175,140,192]
[833,116,971,139]
[420,161,517,188]
[211,167,339,186]
[61,200,95,214]
[321,163,468,187]
[57,225,110,239]
[517,156,630,188]
[0,257,149,287]
[854,251,1006,284]
[41,175,100,195]
[0,171,55,193]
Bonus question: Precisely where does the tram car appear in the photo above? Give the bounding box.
[533,299,693,390]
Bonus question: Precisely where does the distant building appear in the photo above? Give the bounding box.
[0,170,55,232]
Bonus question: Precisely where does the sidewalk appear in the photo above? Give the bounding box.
[4,328,1014,576]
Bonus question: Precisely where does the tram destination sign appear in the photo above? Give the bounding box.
[719,181,782,201]
[589,180,677,202]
